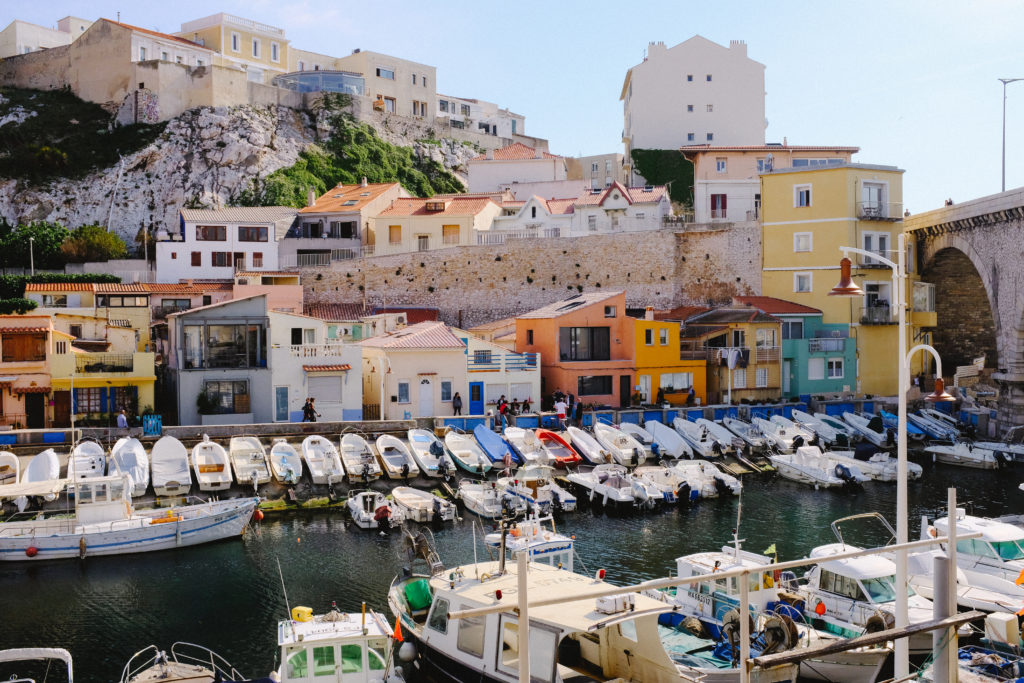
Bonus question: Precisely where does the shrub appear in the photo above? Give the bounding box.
[0,298,38,314]
[61,224,128,262]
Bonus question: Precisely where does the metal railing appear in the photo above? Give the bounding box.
[0,414,27,428]
[857,201,903,220]
[288,343,348,358]
[77,353,134,373]
[808,338,847,353]
[467,352,538,372]
[754,346,780,362]
[153,304,191,318]
[861,305,894,324]
[711,208,727,219]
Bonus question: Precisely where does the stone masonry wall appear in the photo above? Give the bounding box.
[302,224,761,327]
[922,247,998,370]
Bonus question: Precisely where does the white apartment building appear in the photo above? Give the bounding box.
[335,49,436,121]
[620,36,766,166]
[156,207,297,282]
[437,94,525,138]
[467,142,567,193]
[0,16,91,58]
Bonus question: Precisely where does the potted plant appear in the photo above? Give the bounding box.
[196,390,218,416]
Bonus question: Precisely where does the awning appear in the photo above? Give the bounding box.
[303,364,351,372]
[0,376,17,385]
[0,327,48,334]
[0,478,68,501]
[13,386,51,394]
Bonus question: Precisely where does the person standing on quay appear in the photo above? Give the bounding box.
[554,397,568,429]
[309,397,321,422]
[302,398,313,422]
[452,392,463,416]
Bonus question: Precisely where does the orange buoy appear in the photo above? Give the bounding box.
[254,509,265,522]
[815,601,826,616]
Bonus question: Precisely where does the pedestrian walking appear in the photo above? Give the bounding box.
[302,398,313,422]
[309,397,322,422]
[554,397,568,429]
[452,392,463,416]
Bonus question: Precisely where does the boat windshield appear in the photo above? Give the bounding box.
[859,575,913,602]
[991,539,1024,561]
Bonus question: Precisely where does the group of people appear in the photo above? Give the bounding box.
[301,397,321,422]
[552,388,584,428]
[494,395,531,427]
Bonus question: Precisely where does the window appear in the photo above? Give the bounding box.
[794,272,812,293]
[340,644,362,674]
[757,158,767,172]
[231,32,240,52]
[862,231,890,265]
[41,294,68,307]
[559,327,611,361]
[707,104,714,113]
[75,387,102,412]
[412,74,417,85]
[781,320,804,340]
[756,368,769,387]
[756,328,776,348]
[526,329,533,345]
[732,369,746,388]
[794,184,812,207]
[1,333,46,362]
[176,56,183,64]
[442,225,459,245]
[660,328,669,345]
[204,380,250,414]
[731,329,745,348]
[96,295,147,307]
[644,329,653,346]
[913,282,936,312]
[687,133,695,142]
[55,340,68,354]
[161,51,169,61]
[196,225,226,241]
[706,133,714,141]
[238,226,268,242]
[808,357,825,381]
[706,74,712,81]
[376,67,395,80]
[716,158,727,173]
[417,235,429,252]
[441,380,452,402]
[397,381,410,403]
[587,215,597,231]
[710,193,727,219]
[426,597,449,633]
[422,76,427,87]
[383,96,396,113]
[252,38,260,58]
[687,74,693,82]
[438,99,448,112]
[827,358,844,379]
[457,607,485,657]
[636,211,645,220]
[473,349,492,365]
[68,324,82,339]
[297,60,305,71]
[687,104,694,112]
[793,232,812,252]
[191,252,201,267]
[660,372,692,390]
[604,305,616,318]
[577,375,613,396]
[139,46,147,60]
[252,252,263,268]
[312,645,335,677]
[389,225,402,245]
[270,42,279,62]
[212,252,230,267]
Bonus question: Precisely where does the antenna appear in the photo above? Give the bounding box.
[276,556,292,618]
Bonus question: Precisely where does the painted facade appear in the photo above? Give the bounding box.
[632,313,707,406]
[566,153,627,190]
[177,13,289,84]
[437,94,525,138]
[0,315,55,429]
[456,329,541,414]
[467,143,567,194]
[368,196,503,256]
[334,49,436,122]
[26,283,154,349]
[0,17,91,58]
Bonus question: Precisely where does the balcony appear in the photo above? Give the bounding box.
[153,304,192,319]
[857,201,903,221]
[807,338,848,353]
[288,343,349,358]
[76,353,134,373]
[754,346,781,362]
[467,352,539,373]
[860,305,895,325]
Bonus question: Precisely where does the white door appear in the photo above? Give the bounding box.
[418,378,434,417]
[783,361,791,395]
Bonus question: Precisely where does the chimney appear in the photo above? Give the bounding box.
[307,188,316,207]
[485,149,493,160]
[534,146,543,159]
[645,306,654,321]
[186,279,193,286]
[361,177,368,188]
[729,40,747,56]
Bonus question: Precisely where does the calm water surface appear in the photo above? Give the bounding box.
[1,461,1020,682]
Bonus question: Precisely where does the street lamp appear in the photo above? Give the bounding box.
[29,236,35,276]
[1000,78,1024,192]
[829,232,955,678]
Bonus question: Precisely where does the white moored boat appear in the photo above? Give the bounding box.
[444,431,492,475]
[925,511,1024,598]
[15,448,60,511]
[0,451,19,488]
[818,446,921,482]
[499,463,577,513]
[391,486,456,523]
[565,426,610,465]
[593,422,646,466]
[374,434,419,480]
[924,442,1002,469]
[150,436,192,496]
[347,489,403,530]
[643,419,693,459]
[633,465,691,503]
[752,417,806,453]
[721,417,768,450]
[340,433,382,482]
[407,429,455,478]
[770,415,816,443]
[669,459,742,497]
[566,463,642,508]
[68,439,106,480]
[791,410,853,447]
[812,412,863,444]
[229,436,270,489]
[269,440,303,485]
[301,435,345,485]
[458,479,524,518]
[842,412,891,448]
[618,422,657,458]
[696,418,742,453]
[109,438,150,496]
[502,426,546,466]
[191,435,232,491]
[770,446,868,489]
[0,474,258,561]
[673,417,725,458]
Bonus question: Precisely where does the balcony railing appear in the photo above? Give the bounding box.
[861,305,894,325]
[467,352,538,372]
[857,201,903,221]
[153,304,191,318]
[754,346,781,362]
[710,209,727,219]
[288,343,348,358]
[280,246,375,268]
[807,337,847,353]
[76,353,134,373]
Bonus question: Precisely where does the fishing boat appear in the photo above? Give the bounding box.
[347,489,403,530]
[499,463,577,513]
[907,411,959,441]
[841,412,891,448]
[120,642,245,683]
[644,419,694,459]
[769,415,816,443]
[301,435,345,485]
[150,435,192,496]
[565,463,644,508]
[633,464,693,503]
[374,434,419,480]
[924,442,1003,469]
[407,429,455,479]
[340,433,383,482]
[483,513,576,570]
[191,436,232,491]
[534,429,583,467]
[109,437,150,496]
[276,602,406,683]
[670,459,742,497]
[18,448,61,511]
[674,417,726,458]
[877,409,927,442]
[0,451,18,488]
[925,510,1024,598]
[458,479,525,518]
[0,474,258,561]
[269,439,304,485]
[811,412,863,445]
[721,417,768,451]
[472,424,519,465]
[769,446,868,489]
[618,422,657,458]
[593,422,646,466]
[67,439,106,480]
[752,417,805,453]
[502,426,546,466]
[228,436,271,489]
[391,486,456,524]
[565,425,611,464]
[444,430,492,475]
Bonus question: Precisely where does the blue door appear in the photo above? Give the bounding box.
[469,382,484,415]
[275,386,289,421]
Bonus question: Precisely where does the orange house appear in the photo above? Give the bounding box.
[515,291,635,407]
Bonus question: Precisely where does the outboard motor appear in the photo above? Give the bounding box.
[834,463,860,486]
[886,427,896,447]
[401,462,410,480]
[791,435,804,449]
[835,433,849,449]
[994,451,1010,468]
[676,482,692,505]
[711,441,723,456]
[632,448,641,467]
[650,442,661,461]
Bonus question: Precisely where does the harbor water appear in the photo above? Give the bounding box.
[1,461,1020,682]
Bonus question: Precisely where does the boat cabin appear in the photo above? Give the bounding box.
[74,475,133,525]
[932,512,1024,565]
[672,546,778,629]
[484,516,574,571]
[278,606,395,683]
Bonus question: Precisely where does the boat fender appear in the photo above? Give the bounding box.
[928,526,938,538]
[397,641,417,663]
[25,546,38,558]
[865,610,895,633]
[79,537,87,559]
[814,600,826,616]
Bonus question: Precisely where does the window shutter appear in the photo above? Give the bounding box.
[99,387,108,412]
[72,388,78,414]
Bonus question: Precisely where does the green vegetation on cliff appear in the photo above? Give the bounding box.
[0,87,166,181]
[630,149,694,207]
[233,110,464,206]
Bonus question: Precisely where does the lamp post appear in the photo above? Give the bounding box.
[1000,78,1024,192]
[829,233,955,678]
[29,236,35,276]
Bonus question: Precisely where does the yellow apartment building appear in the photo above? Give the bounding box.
[177,13,290,84]
[368,196,502,256]
[760,163,935,395]
[632,313,706,405]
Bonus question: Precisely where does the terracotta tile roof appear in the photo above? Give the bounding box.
[544,198,577,215]
[472,142,562,162]
[0,326,49,333]
[378,197,498,218]
[688,307,781,325]
[303,364,352,372]
[733,296,821,315]
[304,302,368,321]
[24,283,95,292]
[518,291,623,319]
[654,305,710,322]
[468,316,517,331]
[96,283,150,293]
[105,19,212,50]
[179,207,297,224]
[573,181,667,207]
[373,307,439,324]
[13,385,50,394]
[299,183,401,214]
[359,321,465,349]
[235,271,299,278]
[144,282,233,294]
[679,144,860,153]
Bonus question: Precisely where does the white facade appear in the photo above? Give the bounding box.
[457,330,541,410]
[0,17,90,58]
[437,94,525,138]
[336,49,436,122]
[468,143,567,193]
[156,207,296,283]
[130,30,212,67]
[620,36,766,159]
[268,311,362,422]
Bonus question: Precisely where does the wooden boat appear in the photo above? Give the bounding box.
[769,446,868,488]
[0,451,18,488]
[347,489,403,530]
[300,435,345,485]
[340,433,382,482]
[721,417,768,450]
[643,419,693,459]
[534,429,583,467]
[67,439,106,480]
[109,437,150,497]
[269,439,303,485]
[191,435,232,491]
[444,431,492,475]
[150,435,191,496]
[593,423,646,467]
[15,448,60,511]
[458,479,525,518]
[841,412,891,448]
[228,436,271,489]
[501,426,546,466]
[407,429,455,478]
[924,442,1002,469]
[565,425,611,464]
[673,417,725,458]
[391,486,456,523]
[472,424,519,465]
[374,434,419,479]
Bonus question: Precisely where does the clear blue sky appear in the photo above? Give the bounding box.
[9,1,1024,211]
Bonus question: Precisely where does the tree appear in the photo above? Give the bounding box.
[0,220,69,271]
[60,224,128,262]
